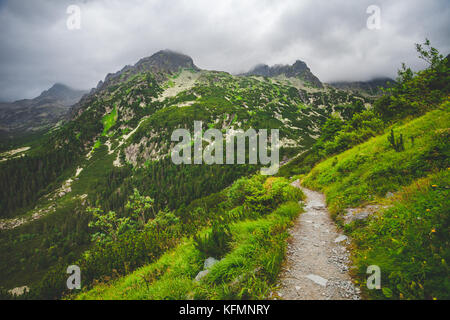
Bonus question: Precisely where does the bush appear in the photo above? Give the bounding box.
[194,220,233,259]
[227,176,265,207]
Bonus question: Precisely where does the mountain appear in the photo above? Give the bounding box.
[328,77,395,95]
[0,40,448,302]
[97,50,199,90]
[0,84,87,138]
[37,83,87,106]
[65,50,370,170]
[0,49,374,296]
[242,60,323,88]
[68,50,200,118]
[69,49,449,301]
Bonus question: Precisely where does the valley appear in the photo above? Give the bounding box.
[0,44,448,301]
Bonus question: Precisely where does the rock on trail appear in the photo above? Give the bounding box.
[276,181,360,300]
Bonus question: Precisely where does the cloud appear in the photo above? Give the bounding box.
[0,0,449,101]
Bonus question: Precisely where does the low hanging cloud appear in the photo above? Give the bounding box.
[0,0,449,101]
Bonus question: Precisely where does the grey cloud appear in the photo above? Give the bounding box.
[0,0,449,101]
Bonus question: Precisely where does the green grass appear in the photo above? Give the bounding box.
[301,103,449,300]
[101,106,118,136]
[75,200,302,300]
[303,105,449,218]
[349,170,450,300]
[70,145,117,197]
[92,140,102,150]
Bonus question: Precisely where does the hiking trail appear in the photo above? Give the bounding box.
[276,180,360,300]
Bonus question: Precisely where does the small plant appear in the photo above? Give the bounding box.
[388,129,405,152]
[194,220,233,259]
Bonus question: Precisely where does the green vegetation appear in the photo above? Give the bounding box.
[297,41,449,300]
[0,198,91,291]
[101,105,118,136]
[277,108,385,178]
[374,40,449,122]
[194,220,233,259]
[350,170,449,300]
[75,176,303,300]
[303,106,449,217]
[26,175,301,300]
[1,41,447,301]
[387,129,405,152]
[92,140,101,150]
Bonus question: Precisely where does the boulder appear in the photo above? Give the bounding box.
[204,257,219,270]
[194,270,210,282]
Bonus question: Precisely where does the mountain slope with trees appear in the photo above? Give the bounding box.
[73,40,449,301]
[0,84,87,144]
[0,41,447,300]
[0,50,370,297]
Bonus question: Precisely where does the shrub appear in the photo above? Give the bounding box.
[194,220,233,259]
[227,176,265,207]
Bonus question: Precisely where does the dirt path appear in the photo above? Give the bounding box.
[276,181,360,300]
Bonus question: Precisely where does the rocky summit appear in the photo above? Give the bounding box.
[242,60,323,88]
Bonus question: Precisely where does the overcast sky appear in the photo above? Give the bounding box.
[0,0,449,101]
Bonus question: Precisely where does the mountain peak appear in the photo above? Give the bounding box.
[41,83,70,96]
[0,83,87,135]
[99,50,200,90]
[243,60,322,88]
[37,83,87,103]
[135,49,200,73]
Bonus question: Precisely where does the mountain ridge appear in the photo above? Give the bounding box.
[328,77,395,95]
[0,83,87,138]
[241,60,323,88]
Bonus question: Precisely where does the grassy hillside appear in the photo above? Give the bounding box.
[1,43,447,300]
[73,176,304,300]
[302,104,449,300]
[351,170,449,300]
[303,104,449,219]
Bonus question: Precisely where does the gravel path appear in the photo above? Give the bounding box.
[276,181,360,300]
